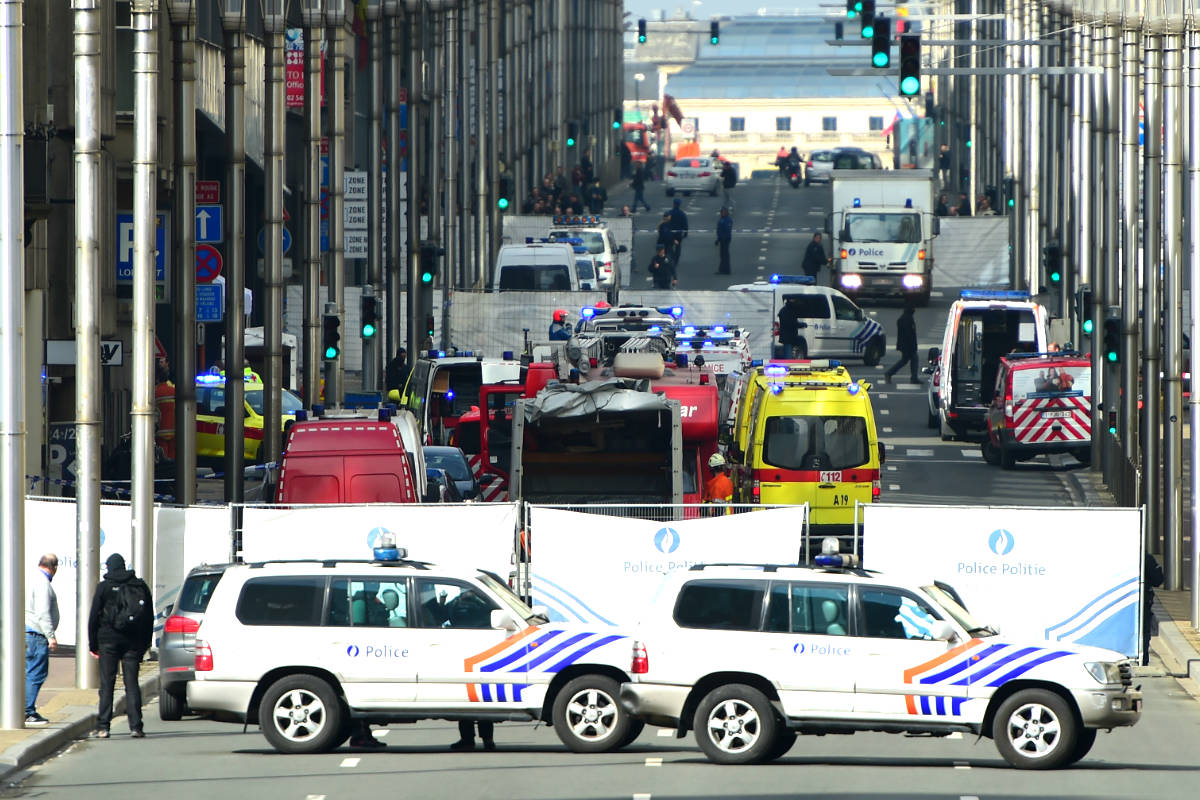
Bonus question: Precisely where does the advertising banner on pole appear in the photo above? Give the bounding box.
[528,507,807,628]
[862,504,1143,658]
[240,503,519,578]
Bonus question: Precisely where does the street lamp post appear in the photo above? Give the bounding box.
[300,0,323,409]
[326,0,349,408]
[260,0,287,465]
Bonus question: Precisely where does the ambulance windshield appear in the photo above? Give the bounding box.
[762,415,868,471]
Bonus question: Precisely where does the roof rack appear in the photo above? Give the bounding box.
[685,562,877,578]
[1004,350,1084,360]
[959,289,1031,301]
[245,558,431,570]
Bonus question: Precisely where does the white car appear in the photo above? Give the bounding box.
[665,157,721,197]
[619,553,1141,768]
[186,538,640,754]
[550,224,626,287]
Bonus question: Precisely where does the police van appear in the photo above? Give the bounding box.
[185,534,641,754]
[618,547,1142,768]
[729,362,884,537]
[932,290,1050,441]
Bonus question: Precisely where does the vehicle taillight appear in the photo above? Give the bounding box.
[772,321,779,337]
[872,480,881,499]
[806,160,813,168]
[195,641,214,672]
[1005,388,1013,418]
[698,171,712,177]
[164,615,200,635]
[667,170,677,177]
[631,641,649,674]
[751,480,761,503]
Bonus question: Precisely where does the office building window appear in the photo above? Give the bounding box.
[730,117,745,132]
[823,116,838,132]
[869,116,884,131]
[776,117,792,132]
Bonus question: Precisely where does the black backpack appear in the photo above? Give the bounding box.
[107,582,151,634]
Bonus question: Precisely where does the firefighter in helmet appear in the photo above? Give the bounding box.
[549,309,571,341]
[702,452,734,513]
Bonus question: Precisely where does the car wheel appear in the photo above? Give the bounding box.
[552,675,632,753]
[665,188,675,197]
[259,674,345,755]
[981,438,1001,466]
[764,726,796,762]
[796,339,808,359]
[1000,447,1017,470]
[862,339,884,367]
[992,689,1078,770]
[158,684,187,721]
[927,407,938,429]
[1073,447,1092,466]
[804,178,810,186]
[710,186,718,197]
[618,719,646,748]
[693,683,779,765]
[1065,727,1097,765]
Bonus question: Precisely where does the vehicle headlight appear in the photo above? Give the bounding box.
[1084,661,1121,684]
[902,274,925,289]
[840,274,863,290]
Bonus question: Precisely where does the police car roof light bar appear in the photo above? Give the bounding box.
[960,289,1032,301]
[769,274,817,285]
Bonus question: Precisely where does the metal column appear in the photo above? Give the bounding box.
[130,0,158,592]
[1142,30,1163,559]
[326,10,347,408]
[475,0,489,287]
[168,0,197,506]
[1162,30,1185,590]
[386,1,403,363]
[302,8,322,408]
[1102,21,1122,474]
[366,5,384,390]
[406,3,423,356]
[1024,0,1041,294]
[72,0,102,690]
[222,6,247,503]
[263,2,286,464]
[0,0,26,729]
[442,2,457,334]
[1121,23,1142,470]
[1187,23,1200,621]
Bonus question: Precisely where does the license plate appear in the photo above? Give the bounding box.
[1041,410,1071,419]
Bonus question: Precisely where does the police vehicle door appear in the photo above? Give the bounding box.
[829,295,864,358]
[790,293,834,357]
[763,581,856,715]
[851,586,966,718]
[410,577,525,705]
[326,577,418,705]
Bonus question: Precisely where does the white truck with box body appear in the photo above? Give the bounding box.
[827,169,938,306]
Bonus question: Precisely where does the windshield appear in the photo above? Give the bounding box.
[478,571,545,624]
[762,415,868,471]
[924,583,996,636]
[498,265,573,291]
[246,388,304,416]
[425,451,472,481]
[845,213,922,244]
[552,230,606,255]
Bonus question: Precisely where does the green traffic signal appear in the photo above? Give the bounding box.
[421,270,433,284]
[1107,350,1118,363]
[361,321,376,338]
[497,197,510,210]
[1007,197,1015,207]
[1050,270,1061,283]
[873,50,889,67]
[612,119,621,129]
[900,75,920,95]
[710,35,719,44]
[324,345,338,359]
[566,136,576,147]
[862,24,874,38]
[1082,319,1094,335]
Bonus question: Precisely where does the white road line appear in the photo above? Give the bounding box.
[634,794,653,800]
[373,729,389,737]
[306,796,327,800]
[961,449,982,458]
[931,291,945,298]
[876,393,887,399]
[953,761,971,770]
[961,796,980,800]
[882,426,893,432]
[879,408,890,415]
[758,255,767,261]
[887,465,898,471]
[340,757,361,768]
[906,448,934,457]
[948,732,964,740]
[889,484,901,491]
[656,729,675,737]
[645,757,664,767]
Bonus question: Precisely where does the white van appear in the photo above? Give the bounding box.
[493,241,582,292]
[549,222,627,287]
[932,290,1051,441]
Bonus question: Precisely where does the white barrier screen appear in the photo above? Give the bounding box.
[529,506,807,628]
[862,504,1142,658]
[240,503,518,578]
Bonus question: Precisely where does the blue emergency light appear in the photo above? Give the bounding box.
[648,325,661,334]
[769,274,816,285]
[295,409,308,421]
[196,373,223,385]
[445,389,455,401]
[713,325,726,333]
[768,382,784,395]
[847,381,861,395]
[905,198,913,208]
[312,404,325,416]
[703,340,715,349]
[573,246,589,254]
[671,306,684,318]
[813,553,857,568]
[853,198,862,208]
[581,307,596,319]
[503,350,514,360]
[764,364,788,377]
[750,359,764,367]
[378,408,392,421]
[372,531,406,562]
[683,326,697,336]
[960,289,1031,301]
[676,354,689,367]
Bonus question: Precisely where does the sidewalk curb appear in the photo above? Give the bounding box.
[0,672,159,783]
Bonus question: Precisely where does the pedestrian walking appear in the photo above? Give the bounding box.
[667,198,689,265]
[883,305,920,384]
[801,232,827,280]
[88,553,154,739]
[938,144,951,187]
[586,179,607,215]
[720,160,737,208]
[631,165,651,212]
[656,212,675,255]
[648,245,676,289]
[384,346,410,393]
[715,207,733,275]
[24,553,59,727]
[451,720,496,751]
[777,295,803,358]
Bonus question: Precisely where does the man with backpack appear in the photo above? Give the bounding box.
[87,553,153,739]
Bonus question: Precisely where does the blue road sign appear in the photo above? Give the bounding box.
[320,219,330,253]
[196,205,223,243]
[320,155,329,188]
[196,283,224,323]
[257,226,293,255]
[116,211,168,281]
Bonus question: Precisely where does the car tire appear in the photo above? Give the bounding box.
[992,689,1078,770]
[1065,726,1097,765]
[158,684,187,721]
[862,339,884,367]
[259,674,345,755]
[1073,447,1092,466]
[796,339,808,359]
[981,438,1001,466]
[804,178,811,187]
[618,719,646,748]
[710,186,718,197]
[552,675,632,753]
[665,188,675,197]
[927,407,938,429]
[764,726,796,762]
[1000,447,1017,470]
[693,683,779,765]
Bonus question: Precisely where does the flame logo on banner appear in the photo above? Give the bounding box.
[654,527,680,554]
[988,529,1015,556]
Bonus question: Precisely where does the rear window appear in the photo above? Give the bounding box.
[762,415,869,471]
[177,571,224,614]
[576,259,596,280]
[498,264,573,291]
[812,152,834,163]
[236,576,325,626]
[673,579,766,631]
[552,230,606,254]
[1011,364,1090,400]
[673,158,710,169]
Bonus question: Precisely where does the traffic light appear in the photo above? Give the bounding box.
[860,0,876,38]
[835,22,844,40]
[1003,176,1016,209]
[710,21,719,45]
[1077,285,1094,337]
[1043,241,1063,286]
[612,109,621,130]
[425,314,435,339]
[419,243,443,285]
[497,174,513,211]
[899,34,921,96]
[566,121,578,148]
[637,18,646,44]
[360,293,377,339]
[871,16,891,68]
[322,314,341,360]
[846,1,861,20]
[1102,310,1121,363]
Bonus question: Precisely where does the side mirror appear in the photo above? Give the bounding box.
[877,442,886,465]
[490,609,519,632]
[841,226,851,242]
[387,389,402,403]
[931,217,941,236]
[824,214,832,236]
[929,620,956,641]
[927,347,941,362]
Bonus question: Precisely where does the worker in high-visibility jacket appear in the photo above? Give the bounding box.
[702,453,734,515]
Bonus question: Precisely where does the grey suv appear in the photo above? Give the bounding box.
[158,564,228,720]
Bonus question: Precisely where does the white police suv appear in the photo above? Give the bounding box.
[186,535,639,754]
[619,545,1141,768]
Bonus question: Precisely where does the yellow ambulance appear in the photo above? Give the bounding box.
[729,361,884,533]
[195,369,304,463]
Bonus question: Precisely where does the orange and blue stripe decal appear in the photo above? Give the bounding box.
[902,639,1072,717]
[463,626,626,703]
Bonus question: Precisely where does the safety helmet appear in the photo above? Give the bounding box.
[553,309,568,323]
[708,453,726,469]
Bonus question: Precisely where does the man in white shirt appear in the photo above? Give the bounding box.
[25,553,60,726]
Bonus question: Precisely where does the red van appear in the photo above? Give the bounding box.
[275,418,420,503]
[982,353,1092,469]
